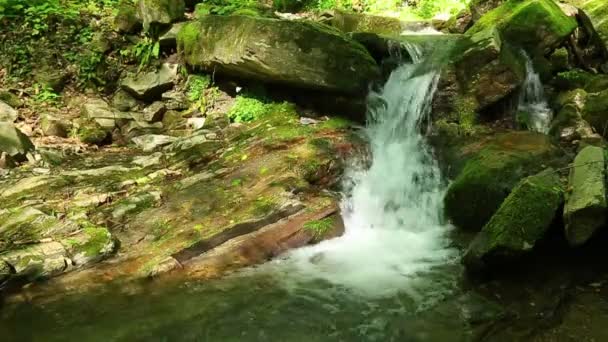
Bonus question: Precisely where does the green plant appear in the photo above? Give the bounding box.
[131,37,160,70]
[228,96,270,123]
[187,75,212,102]
[303,217,333,237]
[33,84,60,103]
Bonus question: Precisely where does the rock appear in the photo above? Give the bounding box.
[161,90,188,111]
[463,169,563,272]
[121,63,178,101]
[0,90,22,108]
[469,0,505,21]
[112,89,139,112]
[162,110,188,131]
[40,114,69,138]
[122,120,163,139]
[159,22,185,49]
[177,16,380,94]
[34,68,70,93]
[329,9,404,35]
[132,134,177,152]
[82,98,132,130]
[550,89,604,146]
[74,119,110,145]
[564,146,607,246]
[0,122,35,161]
[553,69,608,92]
[581,89,608,138]
[467,0,578,52]
[187,117,205,130]
[1,241,69,281]
[549,47,570,72]
[133,152,164,168]
[565,0,608,56]
[141,101,166,122]
[445,9,473,33]
[136,0,185,32]
[111,191,162,219]
[62,227,115,266]
[0,100,18,122]
[444,131,560,231]
[114,0,142,33]
[0,259,12,286]
[146,256,181,277]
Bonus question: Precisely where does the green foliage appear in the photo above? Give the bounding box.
[273,0,309,12]
[228,96,270,123]
[415,0,468,19]
[127,37,160,71]
[303,217,333,237]
[187,75,212,102]
[195,0,261,16]
[33,84,60,103]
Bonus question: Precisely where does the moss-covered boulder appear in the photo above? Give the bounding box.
[136,0,185,32]
[62,227,116,266]
[74,119,110,145]
[469,0,505,21]
[0,122,34,162]
[566,0,608,57]
[550,89,604,146]
[463,169,563,272]
[40,114,69,138]
[121,63,178,101]
[467,0,578,52]
[581,89,608,138]
[114,0,142,33]
[444,131,561,231]
[177,16,380,94]
[329,10,404,36]
[564,146,607,246]
[553,69,608,92]
[0,100,17,122]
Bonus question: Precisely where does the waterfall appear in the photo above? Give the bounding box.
[517,53,553,133]
[274,43,457,298]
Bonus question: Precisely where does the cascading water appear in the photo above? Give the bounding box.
[273,42,458,298]
[517,53,553,133]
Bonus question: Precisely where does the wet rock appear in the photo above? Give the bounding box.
[114,0,142,33]
[177,16,380,94]
[40,114,69,138]
[444,9,473,33]
[0,100,18,122]
[444,131,560,231]
[137,0,185,32]
[121,63,178,101]
[564,146,607,246]
[112,89,139,112]
[464,169,563,272]
[0,122,35,162]
[132,134,177,152]
[146,256,181,277]
[62,227,116,266]
[1,241,70,281]
[467,0,578,52]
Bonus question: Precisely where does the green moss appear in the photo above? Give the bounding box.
[74,120,108,145]
[303,217,333,237]
[251,196,278,216]
[319,116,353,130]
[464,169,563,270]
[228,96,269,123]
[582,89,608,137]
[73,226,113,257]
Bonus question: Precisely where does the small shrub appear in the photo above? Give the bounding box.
[228,96,269,123]
[303,217,334,237]
[187,75,212,102]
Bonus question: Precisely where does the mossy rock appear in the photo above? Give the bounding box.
[177,15,380,94]
[553,69,608,92]
[136,0,185,32]
[444,131,562,231]
[0,122,35,161]
[469,0,505,21]
[581,89,608,138]
[74,119,110,145]
[62,226,116,266]
[0,91,22,109]
[467,0,578,52]
[114,0,142,33]
[565,0,608,56]
[329,10,404,36]
[463,169,563,272]
[564,146,607,246]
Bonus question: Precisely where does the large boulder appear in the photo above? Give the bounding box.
[0,122,34,162]
[469,0,505,21]
[0,100,17,122]
[467,0,578,53]
[463,169,563,272]
[329,10,404,35]
[121,63,178,101]
[550,89,604,146]
[136,0,185,32]
[566,0,608,57]
[563,146,607,246]
[114,0,142,33]
[444,131,561,231]
[81,98,133,130]
[177,16,380,94]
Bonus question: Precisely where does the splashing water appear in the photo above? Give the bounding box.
[518,52,553,133]
[272,44,458,298]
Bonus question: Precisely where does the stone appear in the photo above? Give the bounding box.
[177,16,380,94]
[469,0,505,21]
[161,90,188,111]
[81,99,132,130]
[146,256,181,277]
[581,89,608,138]
[0,100,18,122]
[162,110,188,130]
[34,67,70,93]
[133,152,164,168]
[136,0,185,32]
[159,22,185,49]
[74,119,110,145]
[1,241,69,281]
[445,9,473,33]
[121,63,178,101]
[0,122,35,161]
[329,9,404,35]
[112,89,139,112]
[463,169,563,272]
[40,114,69,138]
[132,134,177,152]
[142,101,166,122]
[187,117,205,130]
[564,146,607,246]
[114,0,142,33]
[467,0,578,52]
[0,259,12,285]
[62,227,115,266]
[565,0,608,56]
[0,90,22,108]
[444,131,560,231]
